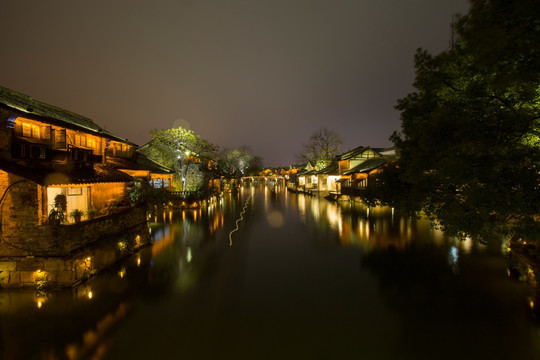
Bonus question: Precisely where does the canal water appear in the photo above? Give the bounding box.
[1,184,539,359]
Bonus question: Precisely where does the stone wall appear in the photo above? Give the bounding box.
[0,171,41,257]
[0,221,150,288]
[1,205,148,256]
[1,172,145,257]
[1,171,151,287]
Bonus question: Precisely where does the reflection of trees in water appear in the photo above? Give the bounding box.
[362,244,459,314]
[147,197,241,293]
[361,243,539,359]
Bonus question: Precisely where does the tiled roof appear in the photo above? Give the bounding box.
[0,85,132,144]
[340,145,369,160]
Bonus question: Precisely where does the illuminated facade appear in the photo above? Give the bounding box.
[0,85,154,287]
[292,162,316,192]
[339,147,389,197]
[290,147,393,198]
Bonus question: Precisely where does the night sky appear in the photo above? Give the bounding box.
[0,0,469,166]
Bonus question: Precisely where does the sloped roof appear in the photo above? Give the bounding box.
[0,85,132,144]
[372,146,396,156]
[107,153,174,174]
[296,162,315,176]
[0,159,134,186]
[297,169,316,176]
[314,161,339,175]
[340,145,369,160]
[344,157,386,175]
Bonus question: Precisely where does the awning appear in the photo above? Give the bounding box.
[0,159,135,186]
[336,175,351,182]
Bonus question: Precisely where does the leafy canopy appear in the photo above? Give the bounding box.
[218,146,263,178]
[391,0,540,242]
[147,127,219,170]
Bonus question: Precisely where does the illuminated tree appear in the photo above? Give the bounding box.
[146,127,219,191]
[298,127,342,170]
[218,146,262,178]
[392,0,540,242]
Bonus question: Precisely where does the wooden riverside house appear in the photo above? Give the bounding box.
[0,86,169,288]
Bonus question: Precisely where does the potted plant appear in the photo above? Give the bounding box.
[48,194,67,225]
[70,209,84,223]
[87,208,98,219]
[48,207,65,225]
[106,200,120,214]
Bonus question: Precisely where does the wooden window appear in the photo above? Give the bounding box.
[42,126,51,140]
[31,125,40,139]
[75,134,87,147]
[21,123,42,139]
[87,138,96,149]
[54,129,67,149]
[22,123,32,137]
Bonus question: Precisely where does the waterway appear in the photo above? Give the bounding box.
[1,184,539,359]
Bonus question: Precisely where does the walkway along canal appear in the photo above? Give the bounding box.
[1,184,539,359]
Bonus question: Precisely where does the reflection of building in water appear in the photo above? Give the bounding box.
[151,224,174,257]
[332,205,415,250]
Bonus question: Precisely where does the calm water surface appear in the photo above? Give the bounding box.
[1,185,539,359]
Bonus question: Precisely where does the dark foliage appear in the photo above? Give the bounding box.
[371,0,540,243]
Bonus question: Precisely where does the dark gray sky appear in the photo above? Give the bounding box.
[0,0,469,166]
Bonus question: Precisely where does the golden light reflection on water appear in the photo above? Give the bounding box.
[293,196,498,272]
[65,302,130,360]
[151,225,174,257]
[74,284,94,300]
[267,211,284,228]
[298,197,415,250]
[118,266,126,279]
[36,294,47,309]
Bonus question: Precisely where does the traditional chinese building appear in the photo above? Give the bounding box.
[0,85,156,288]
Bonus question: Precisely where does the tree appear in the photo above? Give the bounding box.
[297,127,342,170]
[391,0,540,243]
[218,146,263,178]
[127,181,170,211]
[145,127,219,191]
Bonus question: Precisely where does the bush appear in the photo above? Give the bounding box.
[128,182,171,210]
